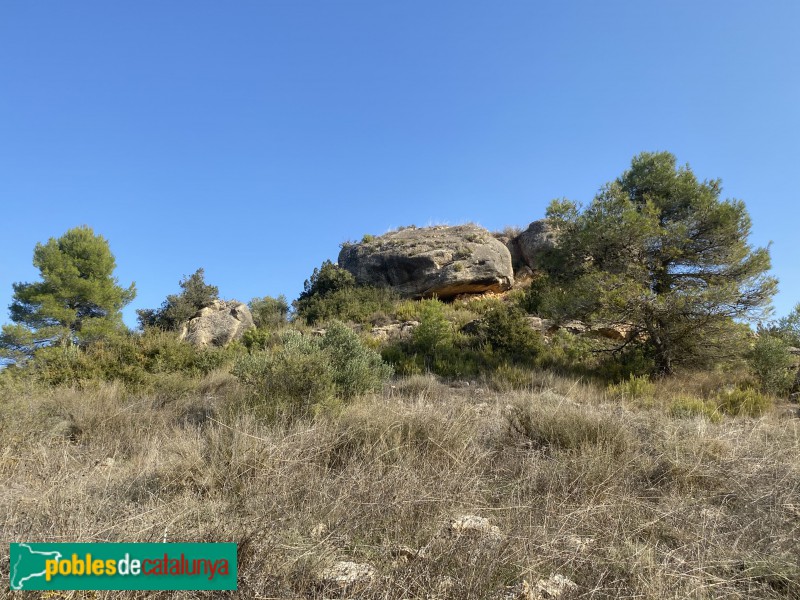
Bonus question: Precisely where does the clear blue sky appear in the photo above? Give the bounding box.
[2,1,799,327]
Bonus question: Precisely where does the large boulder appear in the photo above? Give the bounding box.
[514,219,559,271]
[179,300,255,348]
[338,224,514,299]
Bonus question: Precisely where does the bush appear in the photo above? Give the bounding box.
[233,323,392,419]
[412,300,454,359]
[296,260,355,302]
[18,329,241,387]
[319,321,394,398]
[715,387,772,417]
[606,374,656,402]
[137,268,218,331]
[747,334,795,396]
[249,295,289,329]
[232,331,336,418]
[473,302,543,365]
[668,396,721,422]
[294,286,398,326]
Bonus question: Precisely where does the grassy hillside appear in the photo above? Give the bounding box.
[2,362,799,598]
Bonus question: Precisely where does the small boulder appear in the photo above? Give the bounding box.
[338,224,514,299]
[319,561,375,591]
[179,300,255,348]
[438,515,502,540]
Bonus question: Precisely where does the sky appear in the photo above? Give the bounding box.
[1,1,799,328]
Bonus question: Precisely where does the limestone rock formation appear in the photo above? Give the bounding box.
[179,299,255,348]
[370,320,419,341]
[338,224,514,299]
[514,219,559,271]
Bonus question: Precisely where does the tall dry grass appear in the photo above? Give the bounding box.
[2,370,799,598]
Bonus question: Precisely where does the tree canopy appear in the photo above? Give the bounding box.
[0,226,136,360]
[541,151,777,375]
[136,268,219,331]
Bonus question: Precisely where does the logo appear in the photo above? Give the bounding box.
[9,543,237,591]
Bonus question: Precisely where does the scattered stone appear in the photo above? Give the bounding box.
[534,574,577,598]
[388,544,423,562]
[179,299,255,348]
[526,316,554,332]
[588,323,633,341]
[338,224,514,299]
[438,515,502,540]
[563,534,594,553]
[319,561,375,591]
[311,523,328,539]
[370,320,419,341]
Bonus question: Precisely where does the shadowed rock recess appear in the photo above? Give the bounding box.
[338,224,514,299]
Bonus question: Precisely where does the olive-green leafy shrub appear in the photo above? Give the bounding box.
[137,268,218,331]
[470,302,543,365]
[295,286,398,326]
[248,295,289,329]
[233,322,392,419]
[747,334,795,396]
[13,329,239,387]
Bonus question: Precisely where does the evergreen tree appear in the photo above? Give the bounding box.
[136,268,218,331]
[544,152,776,375]
[1,226,136,360]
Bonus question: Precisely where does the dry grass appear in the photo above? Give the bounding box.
[2,371,799,598]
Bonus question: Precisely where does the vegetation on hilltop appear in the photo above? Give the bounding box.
[1,152,799,597]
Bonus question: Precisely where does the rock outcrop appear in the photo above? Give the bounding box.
[179,300,255,348]
[338,224,514,299]
[514,219,559,272]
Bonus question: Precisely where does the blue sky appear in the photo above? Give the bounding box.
[2,1,799,327]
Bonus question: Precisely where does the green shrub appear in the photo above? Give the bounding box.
[137,268,218,331]
[296,260,355,302]
[20,329,240,387]
[241,328,280,352]
[233,323,392,419]
[474,302,543,365]
[668,396,721,422]
[294,286,398,326]
[537,330,594,372]
[232,331,336,418]
[248,295,289,329]
[715,387,772,417]
[606,374,655,402]
[488,363,535,391]
[319,321,394,398]
[412,300,454,359]
[747,334,795,396]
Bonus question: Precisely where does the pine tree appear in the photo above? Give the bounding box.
[1,226,136,360]
[544,152,776,375]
